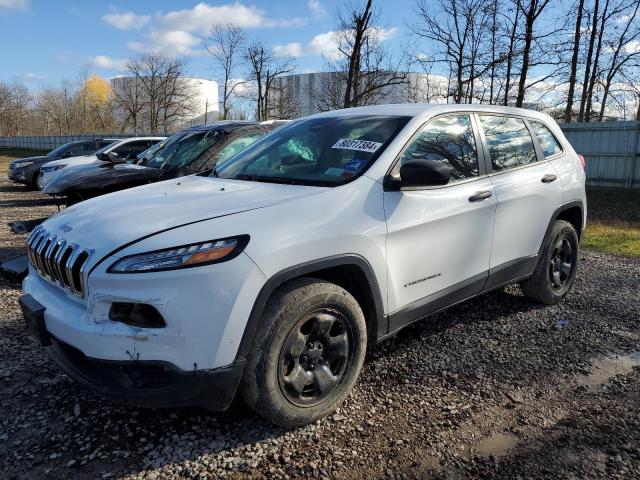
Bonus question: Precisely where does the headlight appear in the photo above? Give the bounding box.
[14,161,34,168]
[42,164,66,173]
[108,235,249,273]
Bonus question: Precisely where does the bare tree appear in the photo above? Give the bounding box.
[314,0,408,110]
[0,81,32,136]
[597,1,640,121]
[412,0,502,103]
[245,42,296,120]
[564,0,586,122]
[204,24,246,120]
[503,0,522,105]
[112,75,145,133]
[267,80,300,119]
[514,0,554,107]
[117,54,198,133]
[578,0,602,121]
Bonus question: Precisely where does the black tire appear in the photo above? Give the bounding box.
[35,172,45,191]
[239,277,367,427]
[520,220,579,305]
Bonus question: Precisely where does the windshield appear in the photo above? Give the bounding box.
[144,130,221,170]
[214,115,410,186]
[137,136,172,162]
[47,142,76,157]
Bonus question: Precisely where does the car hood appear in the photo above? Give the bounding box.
[43,155,96,168]
[43,162,158,195]
[11,155,52,166]
[39,175,325,259]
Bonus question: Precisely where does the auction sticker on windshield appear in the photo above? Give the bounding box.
[332,139,383,153]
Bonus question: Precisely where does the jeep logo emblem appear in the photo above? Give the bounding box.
[59,223,73,232]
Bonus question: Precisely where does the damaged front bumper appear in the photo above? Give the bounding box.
[47,334,244,411]
[19,289,244,411]
[20,249,267,410]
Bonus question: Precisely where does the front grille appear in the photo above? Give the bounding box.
[26,227,93,297]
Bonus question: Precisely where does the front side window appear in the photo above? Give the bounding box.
[215,115,410,186]
[479,115,537,172]
[530,120,563,158]
[394,114,479,182]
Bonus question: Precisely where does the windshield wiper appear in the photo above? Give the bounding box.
[235,174,302,185]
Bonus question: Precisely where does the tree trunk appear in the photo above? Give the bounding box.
[504,5,520,106]
[515,2,534,108]
[578,0,600,122]
[564,0,584,123]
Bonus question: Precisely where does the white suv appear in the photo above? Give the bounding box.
[20,104,586,427]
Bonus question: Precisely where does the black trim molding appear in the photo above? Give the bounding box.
[235,254,386,363]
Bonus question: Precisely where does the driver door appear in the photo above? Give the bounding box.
[383,113,496,331]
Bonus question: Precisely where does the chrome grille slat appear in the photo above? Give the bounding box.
[26,228,92,298]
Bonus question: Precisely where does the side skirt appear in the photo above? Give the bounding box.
[382,255,537,341]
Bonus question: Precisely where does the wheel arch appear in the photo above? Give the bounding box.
[235,254,386,364]
[539,200,585,256]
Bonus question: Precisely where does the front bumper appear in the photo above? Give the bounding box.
[19,293,245,410]
[47,334,244,410]
[8,168,27,183]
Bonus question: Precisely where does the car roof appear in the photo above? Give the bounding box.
[185,121,259,134]
[308,103,558,124]
[110,136,166,143]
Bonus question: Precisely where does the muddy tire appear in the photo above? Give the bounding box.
[521,220,579,305]
[240,277,367,427]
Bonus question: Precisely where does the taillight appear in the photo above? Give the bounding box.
[578,154,586,170]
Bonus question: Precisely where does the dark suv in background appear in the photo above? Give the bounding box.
[7,139,116,188]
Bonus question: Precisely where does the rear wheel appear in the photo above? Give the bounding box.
[240,277,367,427]
[520,220,579,305]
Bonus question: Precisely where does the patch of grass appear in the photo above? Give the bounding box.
[583,222,640,257]
[584,187,640,257]
[0,147,49,171]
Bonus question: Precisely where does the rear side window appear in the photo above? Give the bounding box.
[479,115,537,172]
[530,120,563,158]
[396,114,479,182]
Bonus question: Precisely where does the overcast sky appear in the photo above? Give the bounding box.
[0,0,413,87]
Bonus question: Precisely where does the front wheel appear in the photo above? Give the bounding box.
[240,277,367,427]
[35,172,45,190]
[520,220,579,305]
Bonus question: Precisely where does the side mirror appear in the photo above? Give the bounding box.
[396,158,451,188]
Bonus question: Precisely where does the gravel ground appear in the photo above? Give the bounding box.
[1,177,639,479]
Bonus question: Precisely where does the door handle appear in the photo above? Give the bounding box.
[468,191,492,202]
[541,174,557,183]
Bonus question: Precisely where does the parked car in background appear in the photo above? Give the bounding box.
[136,135,176,163]
[7,139,116,189]
[39,137,165,189]
[20,104,586,427]
[43,122,276,205]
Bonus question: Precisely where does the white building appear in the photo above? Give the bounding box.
[111,77,219,133]
[269,72,449,118]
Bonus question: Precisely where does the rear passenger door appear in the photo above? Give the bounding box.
[477,114,564,285]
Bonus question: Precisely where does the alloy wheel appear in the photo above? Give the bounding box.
[549,236,575,291]
[278,309,352,407]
